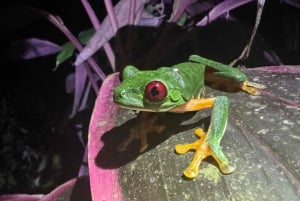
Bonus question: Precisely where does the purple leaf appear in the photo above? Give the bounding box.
[39,178,77,201]
[197,0,254,26]
[66,68,101,118]
[78,79,92,111]
[88,73,122,201]
[138,16,164,27]
[185,0,217,17]
[263,50,283,65]
[78,145,89,177]
[74,0,150,66]
[68,64,88,118]
[169,0,193,22]
[65,73,75,94]
[7,38,60,60]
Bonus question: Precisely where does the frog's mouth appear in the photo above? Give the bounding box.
[114,99,180,112]
[114,102,161,112]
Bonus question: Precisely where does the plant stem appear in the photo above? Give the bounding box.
[81,0,116,71]
[129,0,136,24]
[104,0,119,34]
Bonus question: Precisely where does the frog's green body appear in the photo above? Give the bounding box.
[113,55,265,178]
[114,55,249,112]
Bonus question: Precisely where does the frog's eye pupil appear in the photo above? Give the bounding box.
[145,81,167,102]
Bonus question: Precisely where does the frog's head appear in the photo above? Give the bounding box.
[114,65,185,112]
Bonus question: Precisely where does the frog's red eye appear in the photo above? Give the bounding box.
[145,81,167,102]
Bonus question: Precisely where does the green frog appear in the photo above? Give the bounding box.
[113,55,265,178]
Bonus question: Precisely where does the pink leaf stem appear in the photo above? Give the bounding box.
[88,73,123,201]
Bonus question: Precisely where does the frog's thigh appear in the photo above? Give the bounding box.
[208,96,236,174]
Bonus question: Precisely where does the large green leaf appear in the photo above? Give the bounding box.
[56,42,75,67]
[78,28,95,44]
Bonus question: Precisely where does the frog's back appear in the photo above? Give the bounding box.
[171,61,206,100]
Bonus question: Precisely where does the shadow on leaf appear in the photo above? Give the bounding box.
[95,112,211,169]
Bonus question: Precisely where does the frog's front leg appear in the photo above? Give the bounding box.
[174,96,236,178]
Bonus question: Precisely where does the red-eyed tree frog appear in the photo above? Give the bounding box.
[113,54,265,179]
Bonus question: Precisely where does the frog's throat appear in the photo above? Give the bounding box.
[115,103,173,112]
[115,98,215,113]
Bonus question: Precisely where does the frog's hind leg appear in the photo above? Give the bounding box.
[175,96,236,178]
